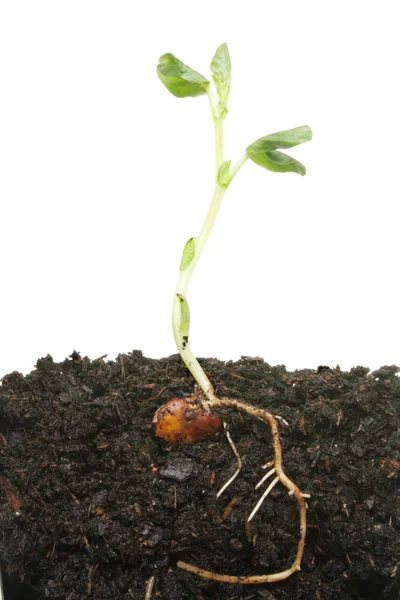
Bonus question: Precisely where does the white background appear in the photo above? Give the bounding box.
[1,1,399,377]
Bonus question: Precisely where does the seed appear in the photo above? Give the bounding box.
[152,397,222,443]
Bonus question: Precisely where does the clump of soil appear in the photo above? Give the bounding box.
[0,351,399,600]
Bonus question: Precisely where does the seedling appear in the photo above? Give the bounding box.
[152,44,312,585]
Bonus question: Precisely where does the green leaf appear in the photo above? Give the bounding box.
[176,293,190,348]
[180,237,196,271]
[217,160,231,187]
[246,126,312,154]
[248,150,307,176]
[157,53,210,98]
[210,43,231,113]
[210,43,231,89]
[246,125,312,176]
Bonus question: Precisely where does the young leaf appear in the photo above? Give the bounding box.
[210,43,231,113]
[217,160,231,187]
[157,53,210,98]
[176,293,190,347]
[210,43,231,89]
[246,126,312,176]
[180,237,196,271]
[246,126,312,154]
[248,150,307,176]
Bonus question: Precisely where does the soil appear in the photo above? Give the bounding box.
[0,351,399,600]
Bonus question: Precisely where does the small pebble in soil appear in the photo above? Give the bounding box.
[160,455,194,482]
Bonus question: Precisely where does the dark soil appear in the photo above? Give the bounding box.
[0,351,399,600]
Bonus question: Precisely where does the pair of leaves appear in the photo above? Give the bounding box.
[157,53,209,98]
[157,46,312,176]
[246,126,312,176]
[157,43,231,103]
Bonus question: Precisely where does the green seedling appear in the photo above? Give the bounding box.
[152,43,312,585]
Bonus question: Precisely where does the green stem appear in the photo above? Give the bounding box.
[228,154,248,185]
[214,114,224,169]
[172,87,247,403]
[172,184,226,403]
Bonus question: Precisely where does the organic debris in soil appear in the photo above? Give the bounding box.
[0,351,399,600]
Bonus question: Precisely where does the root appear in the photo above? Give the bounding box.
[177,560,298,584]
[177,396,307,584]
[144,574,156,599]
[248,475,279,522]
[255,466,276,490]
[217,423,242,498]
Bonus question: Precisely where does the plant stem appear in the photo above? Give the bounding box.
[213,110,224,168]
[228,154,248,185]
[172,87,247,402]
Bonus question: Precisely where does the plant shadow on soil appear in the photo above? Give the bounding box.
[0,351,399,600]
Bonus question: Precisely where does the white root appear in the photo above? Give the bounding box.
[217,425,242,498]
[275,415,289,427]
[255,467,276,490]
[248,476,280,522]
[262,460,274,469]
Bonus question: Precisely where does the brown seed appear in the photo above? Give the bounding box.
[152,397,222,443]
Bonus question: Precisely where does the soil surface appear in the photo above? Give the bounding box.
[0,351,399,600]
